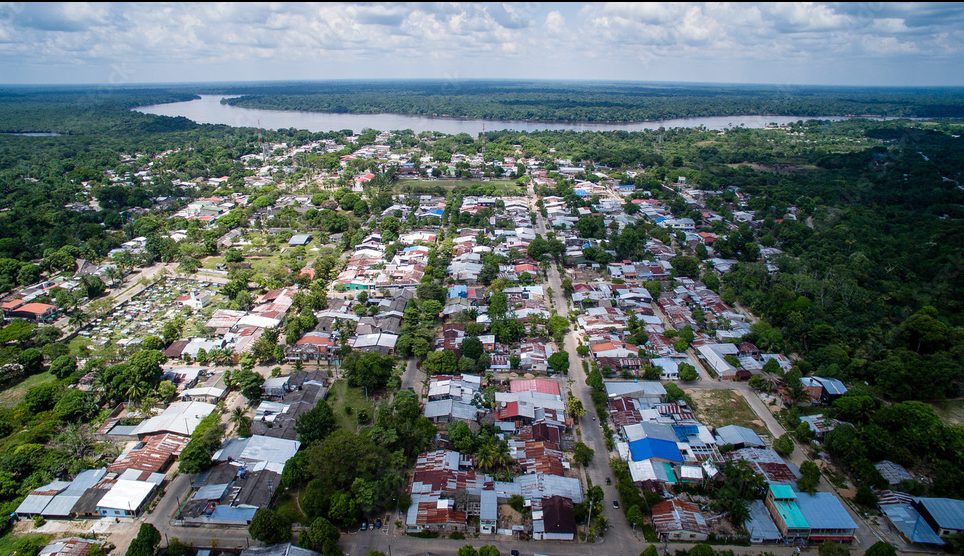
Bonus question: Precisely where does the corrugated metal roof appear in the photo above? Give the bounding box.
[480,489,498,521]
[16,494,54,515]
[192,483,230,501]
[715,425,765,448]
[881,503,944,545]
[796,491,857,531]
[746,500,782,542]
[41,495,82,517]
[915,497,964,531]
[132,401,216,437]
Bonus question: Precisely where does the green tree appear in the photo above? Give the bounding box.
[127,523,161,556]
[299,517,340,554]
[678,363,698,381]
[448,421,477,453]
[548,351,570,374]
[478,546,500,556]
[574,442,594,466]
[327,490,358,528]
[19,347,44,374]
[296,399,337,445]
[458,546,479,556]
[49,354,77,379]
[24,382,59,413]
[424,350,457,374]
[864,542,896,556]
[671,256,700,278]
[641,546,659,556]
[798,460,821,494]
[773,434,795,457]
[566,394,586,418]
[817,541,850,556]
[249,508,292,544]
[460,336,484,361]
[342,351,396,390]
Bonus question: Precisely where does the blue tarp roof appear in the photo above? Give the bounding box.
[673,424,700,442]
[574,189,589,197]
[628,437,683,464]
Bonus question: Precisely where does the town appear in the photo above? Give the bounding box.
[1,118,959,556]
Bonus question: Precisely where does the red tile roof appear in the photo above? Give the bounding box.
[16,302,56,316]
[510,378,561,396]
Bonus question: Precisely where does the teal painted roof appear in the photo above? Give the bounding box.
[773,500,810,530]
[769,483,797,500]
[662,462,678,484]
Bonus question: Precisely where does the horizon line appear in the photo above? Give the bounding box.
[2,77,964,90]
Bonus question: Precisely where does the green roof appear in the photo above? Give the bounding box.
[773,500,810,530]
[769,483,797,500]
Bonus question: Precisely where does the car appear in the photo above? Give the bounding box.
[510,550,520,556]
[360,521,368,531]
[612,500,620,509]
[375,518,383,529]
[605,477,612,485]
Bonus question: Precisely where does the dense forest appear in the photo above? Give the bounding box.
[220,80,964,121]
[0,88,328,264]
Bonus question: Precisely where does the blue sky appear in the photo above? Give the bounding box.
[1,2,963,86]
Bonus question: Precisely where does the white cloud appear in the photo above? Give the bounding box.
[0,2,961,85]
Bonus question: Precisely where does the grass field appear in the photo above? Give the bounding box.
[0,533,52,555]
[686,389,769,436]
[327,379,376,433]
[274,488,307,525]
[397,178,523,196]
[0,371,56,408]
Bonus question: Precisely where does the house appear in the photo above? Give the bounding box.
[262,376,291,398]
[765,484,857,543]
[696,343,741,380]
[4,301,58,322]
[37,537,104,556]
[288,234,312,246]
[746,499,783,543]
[533,496,577,541]
[800,376,848,405]
[131,401,216,438]
[651,499,709,541]
[480,489,498,535]
[240,544,319,556]
[627,437,684,464]
[714,425,765,449]
[912,497,964,538]
[96,479,158,517]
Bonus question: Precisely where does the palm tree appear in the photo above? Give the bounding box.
[69,309,89,329]
[230,406,251,437]
[125,381,148,404]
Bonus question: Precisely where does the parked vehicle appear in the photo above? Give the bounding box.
[612,500,620,509]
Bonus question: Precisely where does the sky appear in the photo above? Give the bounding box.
[1,2,963,87]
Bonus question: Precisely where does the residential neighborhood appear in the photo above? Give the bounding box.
[0,120,960,556]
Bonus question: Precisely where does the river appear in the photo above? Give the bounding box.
[135,95,851,135]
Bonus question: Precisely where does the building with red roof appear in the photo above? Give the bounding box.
[510,378,561,397]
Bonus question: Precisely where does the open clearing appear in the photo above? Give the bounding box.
[0,371,56,408]
[685,388,768,436]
